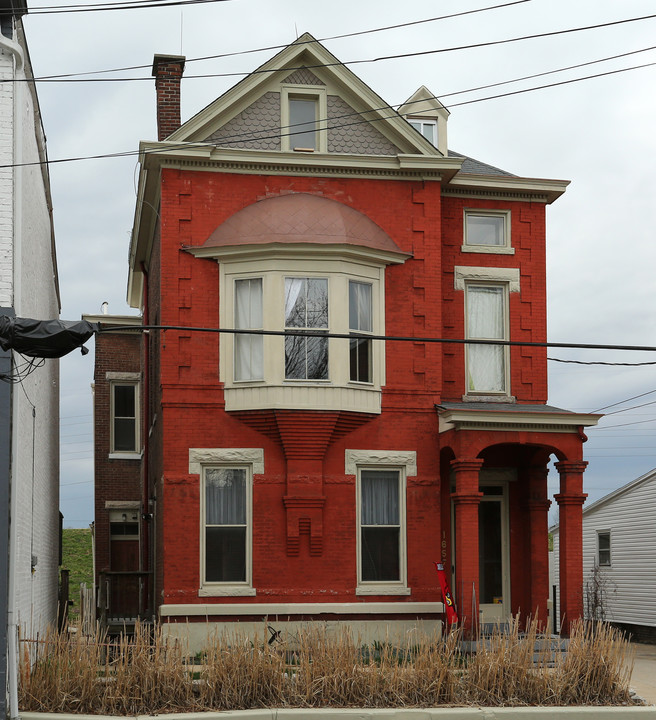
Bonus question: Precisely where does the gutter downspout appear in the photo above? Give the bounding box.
[0,21,24,720]
[140,262,151,618]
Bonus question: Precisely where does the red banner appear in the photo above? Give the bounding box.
[434,562,459,625]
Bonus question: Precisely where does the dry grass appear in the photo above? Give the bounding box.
[19,619,635,715]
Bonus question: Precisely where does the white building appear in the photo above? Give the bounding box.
[0,0,60,696]
[552,467,656,642]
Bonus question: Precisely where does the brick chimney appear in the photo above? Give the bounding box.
[152,54,186,141]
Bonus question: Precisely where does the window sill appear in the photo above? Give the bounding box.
[461,245,515,255]
[108,452,143,460]
[356,585,411,596]
[198,586,257,597]
[462,395,516,403]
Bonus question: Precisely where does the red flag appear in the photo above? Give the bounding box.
[434,562,459,624]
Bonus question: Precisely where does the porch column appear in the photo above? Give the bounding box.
[451,458,484,636]
[554,460,588,637]
[527,466,551,628]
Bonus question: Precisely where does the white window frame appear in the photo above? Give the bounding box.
[464,282,510,397]
[346,449,415,596]
[462,210,513,255]
[191,448,263,597]
[108,375,140,459]
[349,279,373,384]
[407,117,437,147]
[597,530,611,567]
[234,277,264,382]
[281,85,327,153]
[220,258,386,414]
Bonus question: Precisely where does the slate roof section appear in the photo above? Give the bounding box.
[438,402,575,414]
[448,150,517,177]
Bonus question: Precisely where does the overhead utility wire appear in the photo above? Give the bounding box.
[7,0,231,14]
[2,56,655,171]
[96,323,656,356]
[27,1,531,76]
[591,389,656,414]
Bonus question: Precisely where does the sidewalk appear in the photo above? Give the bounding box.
[629,643,656,705]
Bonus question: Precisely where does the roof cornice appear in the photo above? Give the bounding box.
[437,406,601,434]
[444,174,570,205]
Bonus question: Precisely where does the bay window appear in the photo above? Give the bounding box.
[465,283,508,394]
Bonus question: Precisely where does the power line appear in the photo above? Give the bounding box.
[26,8,656,82]
[17,0,231,14]
[3,55,656,172]
[591,389,656,414]
[603,400,656,417]
[96,323,656,356]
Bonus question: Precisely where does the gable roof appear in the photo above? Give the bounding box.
[169,32,438,157]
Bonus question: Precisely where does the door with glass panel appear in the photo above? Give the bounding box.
[478,482,510,625]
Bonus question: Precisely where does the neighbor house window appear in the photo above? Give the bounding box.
[597,531,611,566]
[408,118,437,146]
[464,211,511,251]
[358,469,404,584]
[284,277,329,380]
[234,278,263,381]
[110,382,139,454]
[203,467,250,584]
[349,280,372,383]
[465,284,508,394]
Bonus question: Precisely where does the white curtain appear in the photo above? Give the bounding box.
[467,285,505,392]
[361,470,399,525]
[349,281,372,332]
[235,278,263,381]
[284,278,304,326]
[205,468,246,525]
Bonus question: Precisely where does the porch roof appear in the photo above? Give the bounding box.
[436,402,601,434]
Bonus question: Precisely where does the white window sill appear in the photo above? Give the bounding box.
[461,245,515,255]
[199,586,257,597]
[108,452,143,460]
[356,585,411,596]
[462,395,516,403]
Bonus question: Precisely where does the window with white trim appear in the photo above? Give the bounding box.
[407,118,437,146]
[465,283,508,395]
[203,466,251,585]
[597,530,611,567]
[463,211,512,254]
[110,382,139,454]
[285,277,329,379]
[349,280,373,383]
[281,86,327,152]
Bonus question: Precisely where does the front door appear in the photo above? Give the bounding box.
[478,482,510,625]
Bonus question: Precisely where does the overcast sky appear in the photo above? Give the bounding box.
[21,0,656,527]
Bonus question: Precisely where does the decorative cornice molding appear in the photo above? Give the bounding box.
[189,447,264,475]
[454,265,520,292]
[345,449,417,477]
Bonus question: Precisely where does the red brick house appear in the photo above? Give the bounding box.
[95,34,599,644]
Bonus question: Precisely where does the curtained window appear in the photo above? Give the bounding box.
[359,469,401,582]
[234,278,263,381]
[204,467,248,583]
[466,284,507,394]
[349,280,372,383]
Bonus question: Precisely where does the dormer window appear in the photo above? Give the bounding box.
[408,118,437,147]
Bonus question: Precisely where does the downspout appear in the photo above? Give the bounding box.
[140,262,151,617]
[0,21,24,720]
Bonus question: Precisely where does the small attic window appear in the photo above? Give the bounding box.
[408,118,437,147]
[289,97,317,150]
[281,85,327,153]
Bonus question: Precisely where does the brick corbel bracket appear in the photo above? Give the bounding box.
[282,494,326,556]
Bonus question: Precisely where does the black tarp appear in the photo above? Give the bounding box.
[0,317,97,358]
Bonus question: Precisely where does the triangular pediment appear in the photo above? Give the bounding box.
[169,33,442,157]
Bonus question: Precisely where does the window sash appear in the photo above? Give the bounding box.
[466,284,507,394]
[597,532,611,566]
[285,277,329,380]
[204,467,249,584]
[234,278,263,381]
[466,214,506,247]
[408,118,437,146]
[359,470,401,582]
[111,383,138,452]
[289,97,317,150]
[349,281,372,383]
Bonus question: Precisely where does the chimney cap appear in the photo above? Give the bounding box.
[152,54,186,77]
